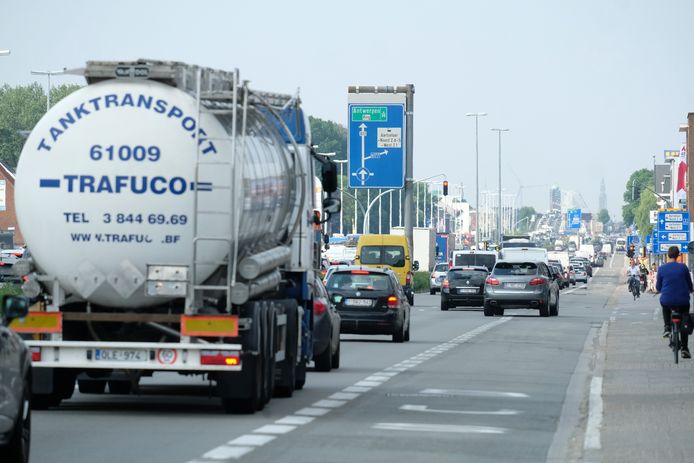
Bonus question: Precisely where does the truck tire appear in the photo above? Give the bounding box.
[78,380,107,394]
[3,374,30,463]
[273,300,298,398]
[314,342,332,372]
[261,303,276,405]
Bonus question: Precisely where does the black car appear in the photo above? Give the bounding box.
[325,266,411,342]
[0,295,31,463]
[311,277,341,372]
[440,266,488,310]
[549,264,569,289]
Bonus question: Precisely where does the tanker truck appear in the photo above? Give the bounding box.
[10,60,340,413]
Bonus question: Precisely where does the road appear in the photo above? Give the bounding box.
[32,258,622,463]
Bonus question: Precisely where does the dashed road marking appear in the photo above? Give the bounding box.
[373,422,507,434]
[400,404,521,415]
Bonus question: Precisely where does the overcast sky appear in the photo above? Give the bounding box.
[2,0,692,220]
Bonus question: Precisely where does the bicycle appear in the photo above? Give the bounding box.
[628,276,640,300]
[670,308,683,364]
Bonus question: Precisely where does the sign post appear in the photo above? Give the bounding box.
[656,210,690,254]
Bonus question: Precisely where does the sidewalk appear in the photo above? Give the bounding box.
[599,287,694,462]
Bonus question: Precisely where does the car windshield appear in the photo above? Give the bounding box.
[448,270,487,284]
[327,272,392,291]
[493,262,538,276]
[360,245,406,267]
[434,263,448,272]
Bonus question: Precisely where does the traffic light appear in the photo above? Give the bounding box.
[442,180,449,196]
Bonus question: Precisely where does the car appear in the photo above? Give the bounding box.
[0,295,32,463]
[440,266,488,310]
[323,264,348,285]
[450,249,497,272]
[310,277,341,372]
[429,262,449,294]
[355,234,416,305]
[484,260,560,317]
[571,262,589,283]
[550,264,569,289]
[325,266,411,342]
[0,248,24,283]
[565,265,576,285]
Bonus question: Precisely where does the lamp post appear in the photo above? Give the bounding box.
[31,68,66,111]
[491,128,509,243]
[466,113,487,247]
[334,159,348,234]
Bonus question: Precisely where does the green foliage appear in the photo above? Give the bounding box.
[413,271,431,292]
[0,83,81,168]
[634,188,656,237]
[0,284,23,297]
[516,206,536,232]
[622,168,653,225]
[598,208,610,225]
[309,116,347,161]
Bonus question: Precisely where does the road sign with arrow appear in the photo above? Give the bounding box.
[348,102,405,188]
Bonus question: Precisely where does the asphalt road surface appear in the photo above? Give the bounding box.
[32,257,623,463]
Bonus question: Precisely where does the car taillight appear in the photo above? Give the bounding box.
[387,295,399,309]
[200,350,240,366]
[442,279,449,289]
[448,260,452,269]
[13,252,22,258]
[30,346,41,362]
[313,298,328,316]
[406,272,413,285]
[485,277,500,286]
[529,278,546,286]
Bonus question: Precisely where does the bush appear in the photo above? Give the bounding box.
[0,283,22,297]
[413,271,430,293]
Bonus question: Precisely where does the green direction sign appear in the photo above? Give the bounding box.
[351,106,387,122]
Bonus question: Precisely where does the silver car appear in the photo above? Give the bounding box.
[570,261,588,283]
[429,262,449,294]
[484,260,560,317]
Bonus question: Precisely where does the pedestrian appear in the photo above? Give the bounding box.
[655,246,693,359]
[648,263,657,293]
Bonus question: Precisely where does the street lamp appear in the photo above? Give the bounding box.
[466,112,487,246]
[31,68,66,111]
[0,50,9,56]
[334,159,348,234]
[491,128,509,244]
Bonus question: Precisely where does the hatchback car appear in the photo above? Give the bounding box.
[484,261,560,317]
[440,266,488,310]
[325,266,411,342]
[311,277,341,372]
[570,261,589,283]
[550,264,569,289]
[0,295,31,463]
[429,262,450,294]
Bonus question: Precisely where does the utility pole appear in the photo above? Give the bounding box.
[466,113,487,248]
[403,85,415,255]
[491,128,509,243]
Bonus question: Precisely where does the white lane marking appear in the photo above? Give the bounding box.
[563,284,588,295]
[188,317,511,462]
[294,407,331,417]
[203,445,254,460]
[275,415,315,425]
[584,376,604,450]
[420,388,529,398]
[312,399,346,408]
[400,404,520,415]
[252,424,296,434]
[228,435,276,446]
[364,375,391,382]
[373,422,507,434]
[610,252,615,268]
[610,316,616,321]
[330,392,360,400]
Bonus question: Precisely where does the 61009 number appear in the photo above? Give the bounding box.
[90,145,161,162]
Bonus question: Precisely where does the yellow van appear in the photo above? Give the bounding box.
[355,234,416,304]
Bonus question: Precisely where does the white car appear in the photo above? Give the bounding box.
[571,262,588,283]
[429,262,449,294]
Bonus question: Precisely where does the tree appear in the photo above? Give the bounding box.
[598,208,610,225]
[0,83,81,168]
[516,206,536,232]
[309,116,347,161]
[622,168,653,226]
[633,189,657,237]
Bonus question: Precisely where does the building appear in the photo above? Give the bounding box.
[479,190,516,241]
[0,162,22,244]
[549,185,561,211]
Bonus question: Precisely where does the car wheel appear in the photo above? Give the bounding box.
[483,302,494,317]
[404,321,411,341]
[392,323,405,343]
[550,294,559,316]
[430,288,435,295]
[331,340,341,369]
[539,299,550,317]
[314,342,332,372]
[2,374,30,463]
[440,301,449,311]
[494,307,504,316]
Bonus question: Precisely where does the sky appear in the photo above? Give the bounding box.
[2,0,693,221]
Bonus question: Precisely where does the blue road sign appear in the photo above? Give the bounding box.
[567,208,581,230]
[656,211,690,253]
[348,103,405,188]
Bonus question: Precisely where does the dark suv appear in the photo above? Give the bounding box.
[440,266,488,310]
[325,266,411,343]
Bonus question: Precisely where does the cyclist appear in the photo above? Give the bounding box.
[656,246,693,358]
[627,260,641,297]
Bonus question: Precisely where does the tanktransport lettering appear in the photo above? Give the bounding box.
[35,92,218,155]
[39,175,213,195]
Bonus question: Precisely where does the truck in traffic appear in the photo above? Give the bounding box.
[435,233,455,264]
[391,226,436,272]
[10,60,340,413]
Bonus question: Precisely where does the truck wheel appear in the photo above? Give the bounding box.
[219,354,263,414]
[260,304,276,405]
[331,341,341,369]
[483,302,494,317]
[3,374,30,463]
[274,300,298,398]
[78,379,107,394]
[314,342,332,372]
[108,380,132,395]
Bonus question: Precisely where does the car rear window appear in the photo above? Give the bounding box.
[360,245,406,267]
[493,262,538,276]
[448,270,487,284]
[434,263,448,272]
[453,254,496,270]
[327,272,392,291]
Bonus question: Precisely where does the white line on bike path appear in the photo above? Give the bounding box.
[188,317,512,462]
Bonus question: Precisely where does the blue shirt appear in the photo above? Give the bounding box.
[656,262,693,306]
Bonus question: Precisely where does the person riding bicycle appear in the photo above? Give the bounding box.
[656,246,693,359]
[627,260,641,297]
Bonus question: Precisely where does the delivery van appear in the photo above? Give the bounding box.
[355,234,416,304]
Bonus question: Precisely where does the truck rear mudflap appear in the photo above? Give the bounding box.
[26,340,243,372]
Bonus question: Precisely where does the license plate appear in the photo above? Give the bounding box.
[505,283,526,289]
[457,288,478,294]
[94,349,148,362]
[345,298,373,307]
